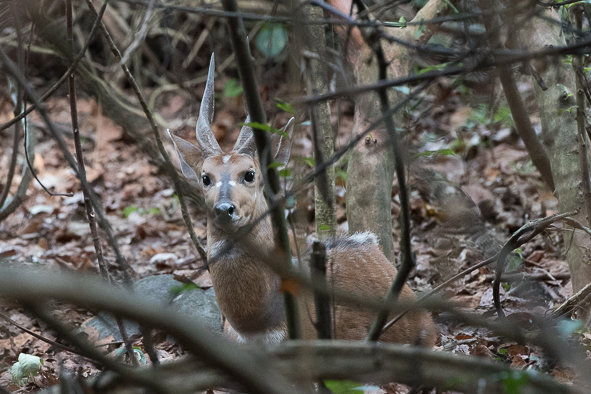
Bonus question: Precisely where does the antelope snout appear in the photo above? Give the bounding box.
[215,202,236,225]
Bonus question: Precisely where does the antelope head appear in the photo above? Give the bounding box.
[168,54,295,234]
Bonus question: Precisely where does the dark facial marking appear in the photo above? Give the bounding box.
[218,172,232,203]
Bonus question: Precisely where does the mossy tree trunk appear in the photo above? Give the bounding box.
[304,3,338,241]
[519,7,591,292]
[329,0,453,262]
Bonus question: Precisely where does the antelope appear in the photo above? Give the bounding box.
[168,54,436,346]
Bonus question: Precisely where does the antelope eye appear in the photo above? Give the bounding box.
[244,170,255,183]
[201,175,211,187]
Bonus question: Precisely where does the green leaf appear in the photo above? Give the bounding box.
[133,348,147,365]
[11,362,23,386]
[256,24,288,58]
[267,162,284,169]
[506,253,522,272]
[558,319,582,336]
[558,106,577,116]
[171,282,201,296]
[122,205,139,218]
[416,148,456,157]
[242,122,288,138]
[18,353,42,377]
[502,283,510,292]
[393,86,410,95]
[324,380,367,394]
[279,168,291,178]
[441,0,459,13]
[398,15,406,28]
[302,157,315,167]
[286,194,296,209]
[417,61,451,75]
[224,78,243,98]
[415,18,425,39]
[499,371,529,394]
[275,98,295,114]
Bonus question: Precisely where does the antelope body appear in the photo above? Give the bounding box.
[169,55,436,346]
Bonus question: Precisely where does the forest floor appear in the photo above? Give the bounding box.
[0,71,583,392]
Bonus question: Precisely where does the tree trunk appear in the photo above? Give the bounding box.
[329,0,453,262]
[519,7,591,292]
[304,3,337,240]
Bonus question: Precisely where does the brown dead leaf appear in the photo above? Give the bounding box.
[551,367,575,384]
[470,344,495,358]
[141,246,165,259]
[280,278,302,295]
[194,271,213,288]
[503,344,529,357]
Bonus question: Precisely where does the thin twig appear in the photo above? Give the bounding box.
[0,311,81,356]
[0,1,107,134]
[0,2,23,209]
[66,0,137,367]
[27,304,170,394]
[310,242,331,339]
[0,46,133,285]
[82,0,207,264]
[0,271,302,394]
[494,211,577,318]
[221,0,301,340]
[366,46,412,341]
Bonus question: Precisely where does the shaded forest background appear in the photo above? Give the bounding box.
[1,0,591,393]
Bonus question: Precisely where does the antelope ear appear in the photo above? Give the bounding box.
[168,129,202,181]
[233,115,256,157]
[271,117,295,167]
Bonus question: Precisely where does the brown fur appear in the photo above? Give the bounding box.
[190,149,436,346]
[169,55,436,345]
[300,238,436,345]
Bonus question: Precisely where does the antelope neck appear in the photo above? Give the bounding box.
[206,213,285,335]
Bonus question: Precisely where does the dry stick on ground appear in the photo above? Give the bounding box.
[0,2,106,134]
[492,211,576,318]
[550,282,591,319]
[111,342,577,394]
[65,0,138,368]
[221,0,301,340]
[382,210,578,334]
[0,311,81,356]
[0,47,133,285]
[0,268,584,393]
[26,304,171,394]
[82,0,207,264]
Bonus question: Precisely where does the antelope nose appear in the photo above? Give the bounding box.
[215,202,235,221]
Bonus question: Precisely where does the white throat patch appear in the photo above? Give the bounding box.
[236,329,286,345]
